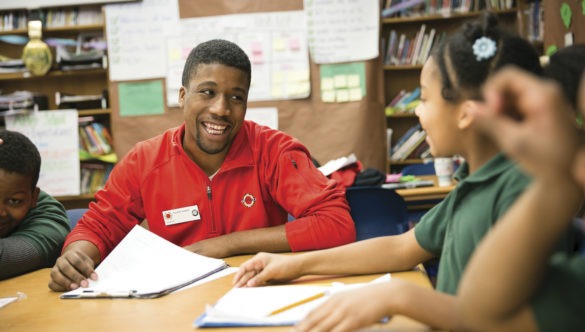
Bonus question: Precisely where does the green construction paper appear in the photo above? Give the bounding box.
[546,45,558,56]
[560,3,572,29]
[319,62,366,103]
[582,0,585,15]
[118,80,165,117]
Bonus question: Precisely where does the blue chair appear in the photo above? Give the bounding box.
[401,162,435,176]
[345,186,409,241]
[66,208,88,229]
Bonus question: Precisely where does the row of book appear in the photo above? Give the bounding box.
[383,25,445,67]
[78,117,114,157]
[385,87,420,116]
[0,91,48,113]
[80,162,113,194]
[57,90,109,110]
[382,0,515,18]
[0,10,27,31]
[389,124,431,161]
[519,0,542,43]
[0,6,103,32]
[44,6,104,28]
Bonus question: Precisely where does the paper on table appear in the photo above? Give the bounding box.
[61,225,227,299]
[194,273,391,327]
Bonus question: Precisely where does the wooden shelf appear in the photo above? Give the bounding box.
[389,159,425,166]
[0,24,104,35]
[0,68,107,81]
[383,65,423,71]
[387,113,417,118]
[78,108,111,116]
[382,9,517,24]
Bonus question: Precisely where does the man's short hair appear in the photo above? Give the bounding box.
[181,39,252,87]
[0,130,41,189]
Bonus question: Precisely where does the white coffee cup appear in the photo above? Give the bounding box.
[434,157,454,187]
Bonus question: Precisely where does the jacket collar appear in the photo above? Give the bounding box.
[172,122,255,171]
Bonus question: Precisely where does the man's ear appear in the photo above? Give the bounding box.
[457,100,479,130]
[178,86,186,108]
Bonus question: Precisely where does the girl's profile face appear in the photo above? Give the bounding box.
[415,57,462,158]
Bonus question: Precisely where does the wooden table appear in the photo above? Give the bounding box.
[396,175,455,210]
[0,255,432,331]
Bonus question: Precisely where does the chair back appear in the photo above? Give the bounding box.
[401,162,435,176]
[346,186,409,241]
[66,208,88,229]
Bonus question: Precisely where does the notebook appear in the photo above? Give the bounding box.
[194,274,391,327]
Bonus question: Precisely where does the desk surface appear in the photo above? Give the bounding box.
[0,255,432,331]
[395,175,455,203]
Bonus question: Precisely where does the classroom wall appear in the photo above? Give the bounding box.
[109,0,387,171]
[543,1,585,52]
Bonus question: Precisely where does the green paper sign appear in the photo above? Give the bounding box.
[582,0,585,15]
[546,45,558,56]
[560,3,572,29]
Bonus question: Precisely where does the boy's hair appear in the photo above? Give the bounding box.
[432,12,542,103]
[0,130,41,189]
[181,39,252,87]
[544,44,585,111]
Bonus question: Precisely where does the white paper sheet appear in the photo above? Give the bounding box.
[61,226,227,298]
[304,0,379,64]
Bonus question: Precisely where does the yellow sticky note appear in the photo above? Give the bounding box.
[273,38,285,51]
[290,69,309,82]
[272,85,283,98]
[334,75,348,88]
[290,82,310,97]
[322,90,336,102]
[273,71,284,84]
[347,74,360,88]
[321,77,334,91]
[349,88,362,101]
[336,89,350,102]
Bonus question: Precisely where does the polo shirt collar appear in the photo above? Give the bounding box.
[453,153,513,183]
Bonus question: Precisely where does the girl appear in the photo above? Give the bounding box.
[233,13,558,331]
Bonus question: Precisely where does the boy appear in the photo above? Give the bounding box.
[0,129,70,280]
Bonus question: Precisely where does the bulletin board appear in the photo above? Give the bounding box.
[108,0,386,171]
[543,1,585,52]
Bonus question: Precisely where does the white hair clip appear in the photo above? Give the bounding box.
[472,36,497,61]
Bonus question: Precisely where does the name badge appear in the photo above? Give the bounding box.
[162,205,201,226]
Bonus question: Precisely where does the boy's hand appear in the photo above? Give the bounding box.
[48,241,99,292]
[471,67,580,179]
[232,252,302,287]
[294,282,394,332]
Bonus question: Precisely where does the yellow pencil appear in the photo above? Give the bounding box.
[268,291,327,316]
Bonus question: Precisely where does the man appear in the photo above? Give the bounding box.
[49,39,355,292]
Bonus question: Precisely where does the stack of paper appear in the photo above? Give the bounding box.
[195,274,391,327]
[61,226,228,299]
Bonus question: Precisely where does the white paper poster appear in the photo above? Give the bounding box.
[5,110,80,196]
[166,11,310,106]
[304,0,379,64]
[105,0,180,81]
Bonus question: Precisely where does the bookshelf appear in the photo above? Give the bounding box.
[0,5,112,209]
[381,1,525,173]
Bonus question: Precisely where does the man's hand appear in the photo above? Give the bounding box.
[48,241,99,292]
[232,252,303,287]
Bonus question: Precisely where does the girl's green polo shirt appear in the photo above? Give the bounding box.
[414,153,532,294]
